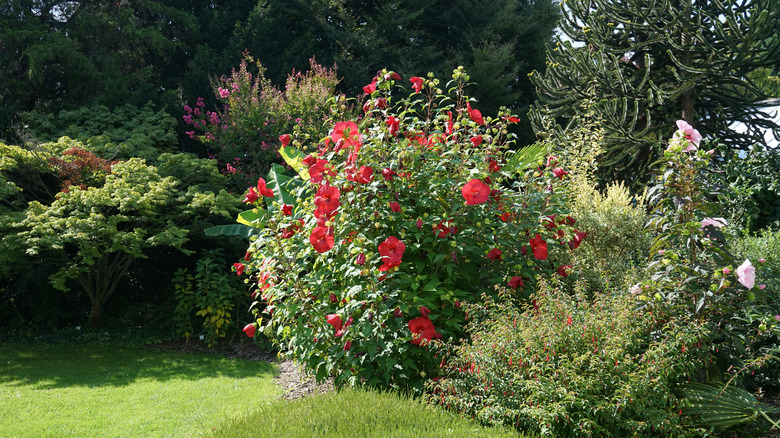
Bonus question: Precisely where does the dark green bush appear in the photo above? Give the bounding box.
[430,281,710,437]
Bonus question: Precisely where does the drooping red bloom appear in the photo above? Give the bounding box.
[314,184,340,216]
[363,79,377,94]
[386,116,400,137]
[382,167,397,181]
[546,156,558,168]
[389,202,401,213]
[408,316,435,346]
[462,179,491,205]
[355,166,374,184]
[257,177,274,198]
[466,102,484,125]
[378,235,405,271]
[487,248,502,261]
[302,155,317,167]
[544,215,557,230]
[529,234,548,260]
[343,340,352,351]
[243,323,257,338]
[394,307,403,318]
[244,252,252,261]
[279,134,292,148]
[553,167,569,180]
[326,314,344,337]
[419,306,431,317]
[488,159,501,173]
[568,231,587,250]
[416,218,423,230]
[502,116,521,123]
[243,187,260,204]
[433,220,457,238]
[470,135,483,147]
[508,276,524,289]
[233,263,245,276]
[557,265,572,278]
[281,204,293,216]
[310,227,334,253]
[409,76,424,93]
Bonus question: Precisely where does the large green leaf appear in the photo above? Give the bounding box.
[680,382,779,429]
[237,208,266,227]
[279,146,310,181]
[506,143,548,173]
[204,224,259,239]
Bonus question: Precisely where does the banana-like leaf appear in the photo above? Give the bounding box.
[506,143,548,173]
[237,208,266,227]
[204,224,258,239]
[279,146,310,181]
[265,163,306,210]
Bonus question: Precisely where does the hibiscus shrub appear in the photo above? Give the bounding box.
[237,68,585,389]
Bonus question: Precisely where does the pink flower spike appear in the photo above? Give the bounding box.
[736,259,755,289]
[758,284,766,290]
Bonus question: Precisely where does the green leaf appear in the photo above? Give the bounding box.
[237,208,266,226]
[266,163,304,208]
[279,146,310,181]
[506,143,548,172]
[204,224,259,239]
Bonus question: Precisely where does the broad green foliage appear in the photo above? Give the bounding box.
[4,157,238,325]
[20,104,179,160]
[531,0,780,185]
[431,283,710,437]
[237,69,583,390]
[172,249,250,346]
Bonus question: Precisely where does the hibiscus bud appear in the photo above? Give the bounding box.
[419,306,431,317]
[382,168,396,181]
[329,293,338,303]
[302,155,317,167]
[243,323,257,338]
[546,156,558,167]
[553,167,568,179]
[454,300,461,309]
[279,134,291,148]
[355,253,366,266]
[244,252,251,261]
[723,268,731,275]
[758,284,766,290]
[394,308,403,318]
[416,218,423,229]
[452,251,458,263]
[343,340,352,351]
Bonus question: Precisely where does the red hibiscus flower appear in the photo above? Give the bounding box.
[244,252,252,261]
[355,166,374,184]
[487,248,502,261]
[310,226,334,253]
[546,156,558,168]
[314,184,340,216]
[529,234,548,260]
[544,214,557,230]
[409,76,424,93]
[419,306,431,317]
[279,134,291,148]
[280,218,304,239]
[488,159,501,173]
[257,178,274,198]
[557,265,572,278]
[508,276,524,289]
[331,121,361,148]
[553,167,569,179]
[470,135,483,147]
[343,340,352,351]
[416,218,423,229]
[363,80,377,94]
[502,115,521,123]
[302,154,317,167]
[281,204,293,216]
[243,187,259,204]
[408,316,435,346]
[355,252,366,266]
[462,178,491,205]
[233,263,245,276]
[326,313,344,337]
[309,159,334,184]
[243,323,257,338]
[378,235,405,271]
[386,116,400,137]
[433,220,457,238]
[466,102,484,125]
[568,231,587,250]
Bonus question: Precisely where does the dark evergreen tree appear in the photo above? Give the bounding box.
[530,0,780,185]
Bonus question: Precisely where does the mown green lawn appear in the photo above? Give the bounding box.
[0,343,279,437]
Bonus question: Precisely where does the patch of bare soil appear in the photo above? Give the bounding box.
[147,340,333,400]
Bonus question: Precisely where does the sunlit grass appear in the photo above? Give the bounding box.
[209,387,528,438]
[0,343,280,437]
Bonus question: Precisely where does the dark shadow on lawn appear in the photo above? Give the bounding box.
[0,343,276,389]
